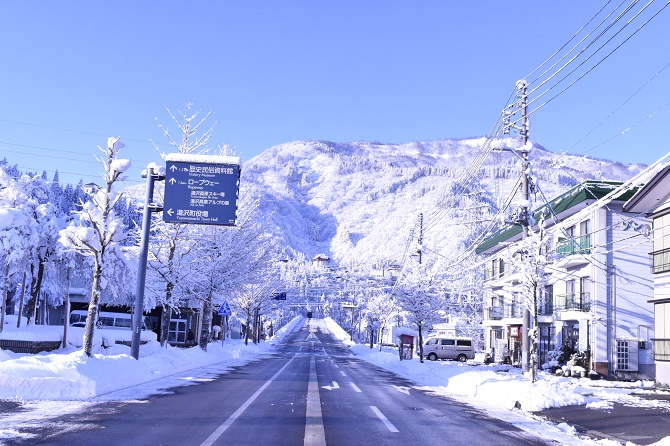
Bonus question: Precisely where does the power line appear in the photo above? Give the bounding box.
[0,118,152,144]
[515,0,668,128]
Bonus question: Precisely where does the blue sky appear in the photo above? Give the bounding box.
[1,1,669,186]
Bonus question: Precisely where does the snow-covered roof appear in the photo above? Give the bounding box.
[623,163,670,215]
[476,180,637,255]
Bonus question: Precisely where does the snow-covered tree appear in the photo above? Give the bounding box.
[184,190,276,351]
[232,280,280,345]
[59,137,132,356]
[0,168,40,329]
[9,173,64,325]
[364,290,396,351]
[396,263,443,362]
[146,104,220,347]
[144,220,198,346]
[153,102,215,156]
[503,219,553,382]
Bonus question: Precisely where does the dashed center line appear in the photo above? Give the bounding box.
[339,371,346,377]
[370,406,399,433]
[350,383,362,393]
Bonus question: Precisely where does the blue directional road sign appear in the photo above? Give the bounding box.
[163,160,240,225]
[218,300,232,317]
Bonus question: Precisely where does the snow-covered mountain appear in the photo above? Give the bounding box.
[243,138,644,267]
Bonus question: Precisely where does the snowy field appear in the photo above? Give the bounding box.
[0,316,669,445]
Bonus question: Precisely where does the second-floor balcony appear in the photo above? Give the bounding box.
[486,306,504,320]
[485,304,523,320]
[556,235,591,258]
[486,301,553,320]
[554,292,591,312]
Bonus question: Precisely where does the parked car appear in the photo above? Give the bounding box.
[423,337,475,362]
[69,310,150,330]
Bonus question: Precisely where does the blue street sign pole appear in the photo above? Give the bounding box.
[131,167,165,360]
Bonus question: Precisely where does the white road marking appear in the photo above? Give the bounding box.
[305,355,327,446]
[340,371,346,377]
[321,381,340,391]
[306,332,320,342]
[370,406,399,433]
[350,383,362,393]
[391,385,411,395]
[200,355,296,446]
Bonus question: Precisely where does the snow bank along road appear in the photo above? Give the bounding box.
[5,319,553,446]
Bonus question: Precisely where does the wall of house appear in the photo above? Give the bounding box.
[551,204,654,378]
[609,203,654,378]
[654,297,670,385]
[590,207,610,375]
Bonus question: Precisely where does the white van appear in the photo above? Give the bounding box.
[69,310,150,331]
[423,337,475,362]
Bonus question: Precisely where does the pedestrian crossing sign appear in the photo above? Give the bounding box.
[218,300,232,316]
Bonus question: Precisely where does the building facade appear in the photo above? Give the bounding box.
[624,164,670,385]
[477,181,655,379]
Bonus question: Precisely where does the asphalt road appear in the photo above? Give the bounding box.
[539,394,670,445]
[6,319,554,446]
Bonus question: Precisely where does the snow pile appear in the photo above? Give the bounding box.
[271,315,307,343]
[0,316,306,401]
[350,344,662,413]
[322,317,354,345]
[1,315,157,351]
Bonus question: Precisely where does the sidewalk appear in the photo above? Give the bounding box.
[538,392,670,445]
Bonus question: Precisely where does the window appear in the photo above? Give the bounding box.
[456,340,472,347]
[540,285,553,315]
[441,339,455,346]
[580,220,591,237]
[651,214,670,273]
[425,339,438,346]
[98,317,114,327]
[114,318,132,328]
[653,339,670,361]
[562,323,579,351]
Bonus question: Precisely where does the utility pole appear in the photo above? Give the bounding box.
[502,80,531,373]
[518,80,531,374]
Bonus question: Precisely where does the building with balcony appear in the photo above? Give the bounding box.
[623,163,670,385]
[477,180,654,379]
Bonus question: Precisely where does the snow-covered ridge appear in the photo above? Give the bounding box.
[240,138,643,264]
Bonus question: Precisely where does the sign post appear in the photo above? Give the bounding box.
[163,154,241,226]
[218,300,232,346]
[132,166,165,360]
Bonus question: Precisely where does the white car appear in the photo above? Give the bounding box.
[423,337,475,362]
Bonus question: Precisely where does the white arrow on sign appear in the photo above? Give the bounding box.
[167,209,174,216]
[170,164,178,171]
[391,385,411,395]
[322,381,340,391]
[169,177,177,185]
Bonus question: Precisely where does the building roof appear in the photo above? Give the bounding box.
[475,180,636,255]
[623,164,670,215]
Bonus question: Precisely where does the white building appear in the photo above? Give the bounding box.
[623,164,670,385]
[477,180,654,379]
